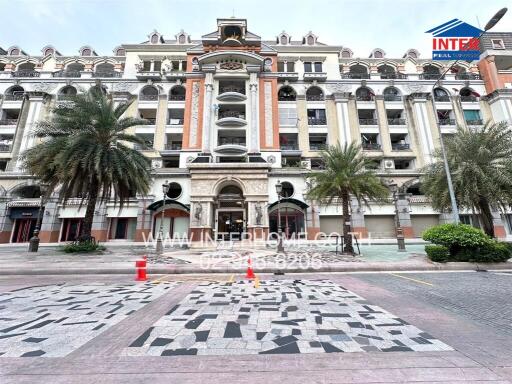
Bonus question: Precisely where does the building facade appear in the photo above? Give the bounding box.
[0,18,511,244]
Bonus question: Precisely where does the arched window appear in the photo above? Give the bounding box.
[307,35,315,45]
[269,206,305,239]
[9,48,20,56]
[95,63,115,77]
[140,85,159,101]
[17,62,35,71]
[383,87,401,101]
[459,87,479,102]
[281,182,294,198]
[81,48,91,56]
[178,34,186,44]
[373,50,383,58]
[280,35,288,45]
[219,185,243,198]
[115,48,125,56]
[278,86,296,101]
[5,85,24,101]
[355,87,375,101]
[378,64,396,79]
[44,48,54,56]
[422,65,441,80]
[341,49,352,58]
[306,86,324,101]
[58,86,77,100]
[406,183,422,196]
[150,34,159,44]
[347,64,368,79]
[65,63,84,77]
[169,85,186,101]
[433,87,450,102]
[12,185,41,199]
[166,182,182,199]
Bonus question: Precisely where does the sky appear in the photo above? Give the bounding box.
[1,0,510,58]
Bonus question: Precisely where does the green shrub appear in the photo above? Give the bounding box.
[422,224,491,255]
[61,242,106,253]
[425,244,450,262]
[473,242,511,263]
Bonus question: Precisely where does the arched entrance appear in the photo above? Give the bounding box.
[268,199,308,239]
[147,200,190,238]
[215,185,246,241]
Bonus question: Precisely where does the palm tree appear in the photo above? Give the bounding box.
[421,122,512,238]
[21,87,152,242]
[306,143,389,254]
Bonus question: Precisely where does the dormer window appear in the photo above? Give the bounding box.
[178,34,186,44]
[280,35,288,45]
[404,49,419,59]
[303,32,317,46]
[9,47,20,56]
[150,34,159,44]
[374,50,383,58]
[341,49,352,58]
[491,39,505,49]
[278,32,290,45]
[43,47,54,56]
[114,47,125,56]
[307,35,314,45]
[81,48,91,56]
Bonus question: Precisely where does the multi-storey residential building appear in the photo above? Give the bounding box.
[0,18,510,244]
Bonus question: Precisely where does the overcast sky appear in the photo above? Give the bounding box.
[1,0,510,58]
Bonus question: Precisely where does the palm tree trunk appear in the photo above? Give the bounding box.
[478,197,495,238]
[341,190,354,254]
[80,180,99,242]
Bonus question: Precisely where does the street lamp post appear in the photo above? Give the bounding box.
[389,183,406,252]
[275,180,284,253]
[429,7,507,225]
[156,180,170,254]
[28,182,50,252]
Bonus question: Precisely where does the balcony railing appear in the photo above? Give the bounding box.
[391,143,411,151]
[0,119,18,125]
[53,70,82,78]
[341,73,370,79]
[93,71,122,78]
[434,95,450,102]
[384,95,402,101]
[169,94,186,101]
[460,96,478,102]
[308,117,327,125]
[218,111,245,120]
[168,118,184,125]
[12,70,40,78]
[356,95,374,101]
[219,86,245,95]
[455,73,481,80]
[362,143,381,150]
[306,95,325,101]
[134,144,153,150]
[359,118,378,125]
[218,138,246,146]
[439,118,455,126]
[419,73,444,80]
[280,144,299,150]
[141,118,156,125]
[380,73,408,79]
[466,119,483,126]
[165,143,182,150]
[0,144,12,152]
[3,94,24,101]
[387,118,406,125]
[310,143,327,151]
[139,94,159,101]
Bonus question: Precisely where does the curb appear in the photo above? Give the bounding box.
[2,262,512,275]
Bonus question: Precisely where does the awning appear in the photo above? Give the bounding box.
[106,206,139,218]
[268,198,309,210]
[7,200,41,208]
[9,207,40,219]
[59,206,87,218]
[146,200,190,212]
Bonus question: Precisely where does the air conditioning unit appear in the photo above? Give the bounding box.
[301,160,311,169]
[384,160,395,169]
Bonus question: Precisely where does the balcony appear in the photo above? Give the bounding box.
[93,71,122,78]
[165,71,186,80]
[164,143,183,150]
[359,118,378,125]
[303,72,327,81]
[280,144,300,151]
[387,118,406,125]
[419,73,444,80]
[380,73,408,79]
[391,143,411,151]
[310,143,327,151]
[460,96,478,102]
[308,117,327,125]
[0,144,12,152]
[169,94,186,101]
[53,71,81,78]
[384,95,402,102]
[455,73,481,80]
[356,95,374,102]
[3,94,24,101]
[434,95,450,102]
[218,138,246,146]
[341,73,370,79]
[439,118,456,126]
[217,86,247,102]
[168,118,184,126]
[139,94,159,102]
[136,71,161,81]
[215,138,247,154]
[216,111,247,127]
[12,70,40,78]
[141,118,156,125]
[0,119,18,126]
[466,119,483,126]
[276,72,299,81]
[362,143,381,150]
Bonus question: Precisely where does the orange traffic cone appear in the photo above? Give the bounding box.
[246,257,255,279]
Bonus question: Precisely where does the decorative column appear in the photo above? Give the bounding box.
[396,193,413,238]
[134,196,154,242]
[249,80,259,153]
[201,74,214,153]
[409,93,436,165]
[333,92,352,147]
[91,203,108,242]
[305,201,321,240]
[14,94,45,171]
[0,198,13,243]
[39,197,61,243]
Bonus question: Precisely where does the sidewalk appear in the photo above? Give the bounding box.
[1,243,510,275]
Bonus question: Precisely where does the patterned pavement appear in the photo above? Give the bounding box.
[123,279,452,356]
[0,281,178,357]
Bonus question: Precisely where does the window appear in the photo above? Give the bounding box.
[278,62,295,72]
[166,182,182,199]
[281,182,294,198]
[168,109,184,125]
[309,133,328,150]
[491,39,505,49]
[314,62,323,72]
[279,108,298,126]
[153,61,162,71]
[44,48,54,56]
[115,48,125,56]
[82,48,91,56]
[10,48,20,56]
[463,110,482,124]
[151,34,159,44]
[280,35,288,45]
[278,86,296,101]
[306,86,324,101]
[374,50,383,58]
[178,34,186,44]
[307,109,326,125]
[307,35,315,45]
[341,49,352,58]
[304,62,312,73]
[304,62,322,72]
[142,61,151,71]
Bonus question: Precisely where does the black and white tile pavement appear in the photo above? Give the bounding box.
[0,281,178,357]
[123,279,452,356]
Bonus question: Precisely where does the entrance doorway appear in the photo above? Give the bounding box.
[12,218,37,243]
[61,218,82,241]
[217,211,244,240]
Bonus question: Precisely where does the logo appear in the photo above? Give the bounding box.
[425,19,483,60]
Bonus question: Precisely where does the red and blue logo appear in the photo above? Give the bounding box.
[426,19,483,60]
